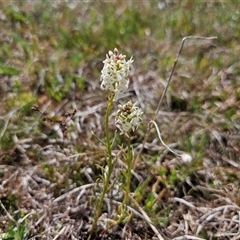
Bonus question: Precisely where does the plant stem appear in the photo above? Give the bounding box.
[136,36,217,163]
[105,94,114,166]
[122,137,131,207]
[88,93,114,240]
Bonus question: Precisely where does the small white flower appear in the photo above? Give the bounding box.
[100,48,133,100]
[114,101,143,137]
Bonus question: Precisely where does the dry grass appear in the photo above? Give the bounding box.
[0,1,240,239]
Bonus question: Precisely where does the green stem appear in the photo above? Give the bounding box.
[105,94,114,166]
[122,137,131,207]
[88,93,114,240]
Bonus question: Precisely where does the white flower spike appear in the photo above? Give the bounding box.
[100,48,133,100]
[115,101,143,138]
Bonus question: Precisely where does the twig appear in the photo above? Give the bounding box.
[137,36,217,157]
[149,120,181,157]
[171,197,198,210]
[196,205,240,236]
[0,200,16,223]
[173,235,206,240]
[128,194,165,240]
[104,197,147,222]
[199,205,240,223]
[52,226,68,240]
[153,36,217,120]
[53,183,95,203]
[117,157,143,182]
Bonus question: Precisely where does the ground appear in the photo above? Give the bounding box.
[0,1,240,240]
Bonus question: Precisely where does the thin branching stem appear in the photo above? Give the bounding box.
[137,36,217,157]
[153,36,217,120]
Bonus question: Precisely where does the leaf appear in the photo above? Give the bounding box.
[91,131,107,147]
[0,65,21,75]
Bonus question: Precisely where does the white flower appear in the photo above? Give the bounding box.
[114,101,143,137]
[100,48,133,100]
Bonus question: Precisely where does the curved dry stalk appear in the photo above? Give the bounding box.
[149,120,181,157]
[171,197,198,210]
[137,36,217,158]
[153,36,217,120]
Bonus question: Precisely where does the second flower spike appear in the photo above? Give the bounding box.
[115,101,143,138]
